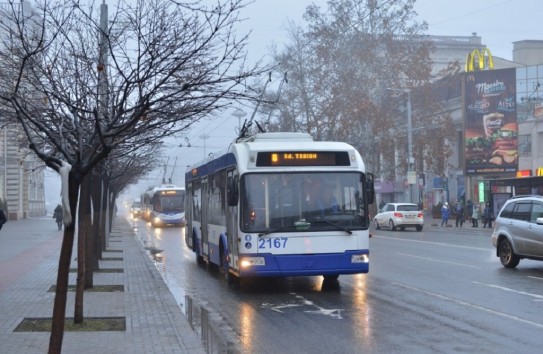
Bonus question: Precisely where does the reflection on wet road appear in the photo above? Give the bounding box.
[128,216,543,353]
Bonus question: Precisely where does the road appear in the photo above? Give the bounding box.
[128,213,543,354]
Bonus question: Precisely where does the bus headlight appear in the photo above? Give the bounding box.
[240,257,265,268]
[351,254,369,263]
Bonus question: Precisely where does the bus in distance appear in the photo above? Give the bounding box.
[145,184,186,228]
[184,132,374,283]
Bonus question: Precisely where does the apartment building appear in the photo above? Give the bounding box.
[0,1,45,219]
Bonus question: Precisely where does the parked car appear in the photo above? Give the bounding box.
[491,195,543,268]
[373,203,424,231]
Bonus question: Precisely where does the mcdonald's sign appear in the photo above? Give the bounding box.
[465,48,494,72]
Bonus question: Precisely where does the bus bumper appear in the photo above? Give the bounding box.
[237,250,369,277]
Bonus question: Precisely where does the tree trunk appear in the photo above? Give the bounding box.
[109,190,118,232]
[48,172,80,354]
[74,175,91,323]
[91,166,104,265]
[84,172,96,289]
[100,180,108,252]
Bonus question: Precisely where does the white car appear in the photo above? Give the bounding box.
[374,203,424,231]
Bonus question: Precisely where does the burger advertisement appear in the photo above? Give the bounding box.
[464,68,518,175]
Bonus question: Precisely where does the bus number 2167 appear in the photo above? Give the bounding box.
[259,237,288,249]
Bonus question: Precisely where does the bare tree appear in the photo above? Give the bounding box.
[0,0,265,353]
[268,0,456,179]
[74,141,163,324]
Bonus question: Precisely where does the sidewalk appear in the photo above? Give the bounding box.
[0,215,206,354]
[427,218,495,235]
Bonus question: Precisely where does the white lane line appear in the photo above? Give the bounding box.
[528,276,543,281]
[473,281,543,301]
[397,252,481,269]
[394,282,543,329]
[374,234,489,251]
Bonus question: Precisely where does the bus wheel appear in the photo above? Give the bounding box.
[220,250,229,276]
[194,236,205,265]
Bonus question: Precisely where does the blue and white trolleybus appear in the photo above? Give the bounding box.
[146,184,186,228]
[184,132,374,282]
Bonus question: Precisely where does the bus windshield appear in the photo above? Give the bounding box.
[154,195,185,213]
[241,172,369,233]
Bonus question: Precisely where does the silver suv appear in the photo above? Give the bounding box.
[491,195,543,268]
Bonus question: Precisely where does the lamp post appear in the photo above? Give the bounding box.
[386,88,414,203]
[232,108,247,131]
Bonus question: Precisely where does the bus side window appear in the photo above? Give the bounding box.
[227,173,238,206]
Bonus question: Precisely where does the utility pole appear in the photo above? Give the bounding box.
[98,1,108,120]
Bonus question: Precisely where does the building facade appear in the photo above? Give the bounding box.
[375,35,543,215]
[0,1,46,219]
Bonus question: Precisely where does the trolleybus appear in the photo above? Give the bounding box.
[184,132,374,282]
[144,184,186,227]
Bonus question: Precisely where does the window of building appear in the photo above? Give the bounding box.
[518,135,531,156]
[527,65,538,79]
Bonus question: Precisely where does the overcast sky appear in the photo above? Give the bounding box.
[236,0,540,64]
[47,0,543,203]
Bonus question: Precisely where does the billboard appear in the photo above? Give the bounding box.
[464,68,517,175]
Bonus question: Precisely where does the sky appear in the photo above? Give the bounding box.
[235,0,541,63]
[45,0,543,203]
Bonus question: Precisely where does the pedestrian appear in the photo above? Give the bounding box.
[53,204,63,231]
[471,203,480,227]
[454,199,464,227]
[441,202,450,227]
[466,200,473,221]
[483,202,494,228]
[0,208,6,230]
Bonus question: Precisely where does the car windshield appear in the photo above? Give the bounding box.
[397,205,419,212]
[240,172,370,233]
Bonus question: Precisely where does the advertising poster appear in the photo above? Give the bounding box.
[464,68,518,175]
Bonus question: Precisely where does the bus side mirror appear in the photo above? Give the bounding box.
[365,173,375,205]
[227,176,239,206]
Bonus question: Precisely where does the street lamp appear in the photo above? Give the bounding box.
[232,108,247,131]
[386,88,414,203]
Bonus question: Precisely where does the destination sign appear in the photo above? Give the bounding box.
[256,151,350,167]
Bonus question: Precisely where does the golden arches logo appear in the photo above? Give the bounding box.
[465,48,494,72]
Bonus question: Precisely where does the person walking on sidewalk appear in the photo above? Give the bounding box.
[0,208,6,230]
[441,202,450,227]
[483,202,493,228]
[454,199,465,227]
[471,203,480,227]
[53,204,63,230]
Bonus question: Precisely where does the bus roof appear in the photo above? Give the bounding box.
[185,132,366,182]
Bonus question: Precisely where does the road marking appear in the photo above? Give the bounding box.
[473,281,543,301]
[394,282,543,329]
[373,234,489,251]
[397,253,481,269]
[528,276,543,281]
[261,293,343,319]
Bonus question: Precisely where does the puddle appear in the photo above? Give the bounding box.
[143,248,239,353]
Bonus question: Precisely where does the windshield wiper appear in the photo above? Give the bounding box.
[258,228,280,236]
[311,218,352,235]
